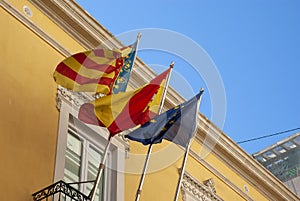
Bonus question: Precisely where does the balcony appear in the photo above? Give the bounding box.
[32,180,90,201]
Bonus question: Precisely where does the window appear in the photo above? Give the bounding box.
[64,125,104,200]
[54,87,128,201]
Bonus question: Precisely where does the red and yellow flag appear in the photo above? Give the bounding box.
[53,45,133,94]
[78,68,171,136]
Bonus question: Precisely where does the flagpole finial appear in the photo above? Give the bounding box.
[170,61,175,68]
[137,33,142,40]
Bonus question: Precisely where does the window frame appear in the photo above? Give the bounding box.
[66,123,106,200]
[54,87,128,201]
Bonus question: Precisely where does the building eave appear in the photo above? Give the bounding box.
[195,114,299,200]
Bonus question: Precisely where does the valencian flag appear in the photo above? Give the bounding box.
[78,68,171,136]
[53,44,135,94]
[125,90,203,148]
[112,41,138,94]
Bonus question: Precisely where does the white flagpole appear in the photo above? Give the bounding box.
[134,143,153,201]
[132,33,142,66]
[89,136,112,201]
[135,62,174,201]
[157,61,174,114]
[173,139,192,201]
[173,88,204,201]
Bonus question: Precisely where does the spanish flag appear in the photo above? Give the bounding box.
[53,44,134,94]
[78,68,171,136]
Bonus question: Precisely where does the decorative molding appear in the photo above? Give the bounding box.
[193,114,299,201]
[55,86,130,149]
[29,0,99,49]
[191,116,255,201]
[55,92,62,111]
[56,86,92,111]
[181,172,223,201]
[29,0,138,51]
[189,149,254,201]
[0,0,71,57]
[22,5,33,17]
[203,178,216,194]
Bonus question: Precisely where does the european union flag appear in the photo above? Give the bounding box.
[125,90,203,148]
[112,42,137,94]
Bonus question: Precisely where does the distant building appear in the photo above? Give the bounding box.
[253,132,300,196]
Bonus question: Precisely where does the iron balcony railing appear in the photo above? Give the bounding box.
[32,180,90,201]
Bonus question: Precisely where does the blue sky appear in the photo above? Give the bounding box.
[75,0,300,154]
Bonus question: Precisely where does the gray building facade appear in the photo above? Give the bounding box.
[253,132,300,196]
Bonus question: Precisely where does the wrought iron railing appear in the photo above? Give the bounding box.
[32,180,90,201]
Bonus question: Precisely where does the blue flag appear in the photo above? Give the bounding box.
[112,42,137,94]
[125,90,203,148]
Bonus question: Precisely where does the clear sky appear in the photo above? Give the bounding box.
[75,0,300,154]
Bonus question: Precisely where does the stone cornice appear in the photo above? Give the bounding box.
[0,0,71,57]
[182,172,224,201]
[55,86,92,111]
[194,114,300,201]
[29,0,107,49]
[189,147,254,201]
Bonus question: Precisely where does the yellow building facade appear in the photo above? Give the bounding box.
[0,0,298,201]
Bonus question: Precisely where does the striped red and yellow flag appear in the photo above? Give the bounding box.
[53,45,133,94]
[78,68,171,136]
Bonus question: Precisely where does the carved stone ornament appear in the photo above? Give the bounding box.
[181,172,223,201]
[203,178,216,194]
[56,86,93,111]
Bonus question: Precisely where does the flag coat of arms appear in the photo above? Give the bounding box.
[78,68,171,136]
[53,44,135,94]
[125,90,203,148]
[112,42,138,94]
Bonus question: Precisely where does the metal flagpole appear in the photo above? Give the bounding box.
[135,143,153,201]
[132,32,142,66]
[173,139,192,201]
[157,61,174,115]
[134,62,174,201]
[89,136,112,201]
[173,88,204,201]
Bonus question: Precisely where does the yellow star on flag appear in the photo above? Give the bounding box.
[150,119,156,123]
